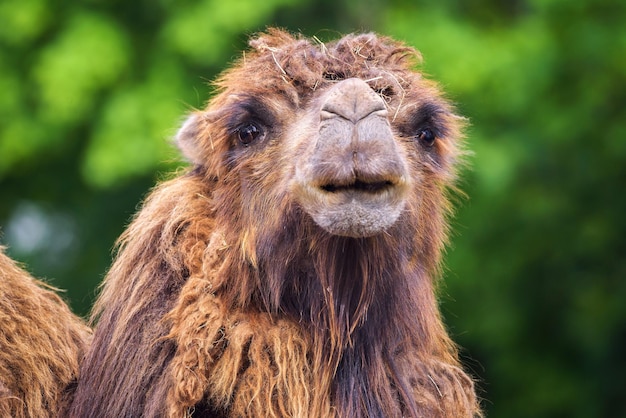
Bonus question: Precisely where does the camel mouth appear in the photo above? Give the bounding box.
[293,175,409,238]
[320,179,395,194]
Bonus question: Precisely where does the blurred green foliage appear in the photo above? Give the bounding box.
[1,0,624,417]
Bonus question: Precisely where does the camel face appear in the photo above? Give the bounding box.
[292,78,411,237]
[175,31,464,247]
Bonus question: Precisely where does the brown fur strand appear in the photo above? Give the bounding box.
[0,248,91,418]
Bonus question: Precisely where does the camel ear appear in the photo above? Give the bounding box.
[175,113,204,164]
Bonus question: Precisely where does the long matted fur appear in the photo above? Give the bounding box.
[69,29,481,417]
[0,248,91,418]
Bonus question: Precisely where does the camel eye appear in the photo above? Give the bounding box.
[237,122,264,146]
[416,128,436,147]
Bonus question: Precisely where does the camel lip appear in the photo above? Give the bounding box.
[293,175,410,237]
[320,179,395,194]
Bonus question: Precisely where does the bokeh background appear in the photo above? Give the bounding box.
[1,0,624,416]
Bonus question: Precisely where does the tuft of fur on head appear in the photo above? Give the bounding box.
[70,29,480,418]
[0,247,91,418]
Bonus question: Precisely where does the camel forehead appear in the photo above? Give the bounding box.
[214,30,422,106]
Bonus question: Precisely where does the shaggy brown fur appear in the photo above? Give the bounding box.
[69,29,481,417]
[0,247,91,418]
